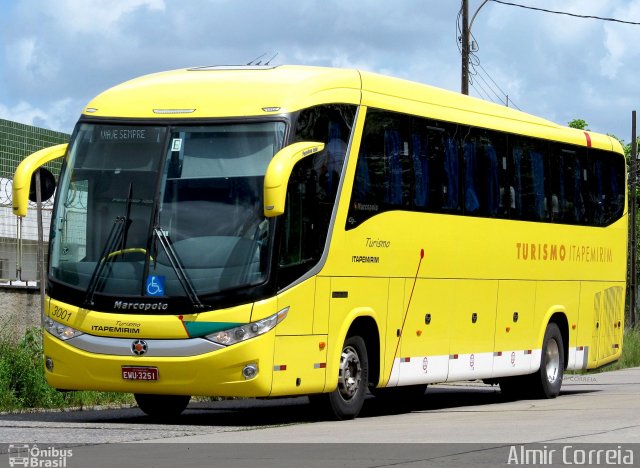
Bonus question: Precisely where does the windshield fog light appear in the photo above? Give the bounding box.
[242,363,258,380]
[45,357,54,372]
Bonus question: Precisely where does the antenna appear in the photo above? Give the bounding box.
[246,53,267,66]
[264,52,279,65]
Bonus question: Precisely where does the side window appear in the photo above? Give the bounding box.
[589,148,625,226]
[553,145,588,224]
[412,119,461,214]
[278,104,355,288]
[347,110,410,228]
[460,128,505,217]
[510,138,547,221]
[346,108,625,229]
[348,110,463,229]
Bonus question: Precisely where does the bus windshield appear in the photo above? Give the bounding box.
[50,121,286,303]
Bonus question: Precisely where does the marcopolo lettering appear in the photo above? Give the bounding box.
[114,301,169,311]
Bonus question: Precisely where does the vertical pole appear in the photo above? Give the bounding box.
[631,111,638,328]
[461,0,470,95]
[35,169,46,330]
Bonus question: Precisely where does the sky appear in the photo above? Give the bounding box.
[1,0,639,144]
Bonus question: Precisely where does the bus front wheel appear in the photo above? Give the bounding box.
[134,393,191,419]
[311,335,369,420]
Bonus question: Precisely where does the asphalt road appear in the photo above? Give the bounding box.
[0,367,638,467]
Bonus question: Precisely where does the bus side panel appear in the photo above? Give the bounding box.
[391,279,453,386]
[596,285,624,366]
[576,282,624,369]
[270,335,328,396]
[533,281,580,371]
[447,280,498,381]
[384,278,405,387]
[492,280,536,377]
[325,277,388,392]
[275,277,316,335]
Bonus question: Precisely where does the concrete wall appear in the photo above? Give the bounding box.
[0,286,41,342]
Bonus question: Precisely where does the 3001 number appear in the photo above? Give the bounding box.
[51,305,72,322]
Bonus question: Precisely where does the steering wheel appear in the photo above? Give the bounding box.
[103,247,148,262]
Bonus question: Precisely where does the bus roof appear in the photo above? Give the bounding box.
[83,65,620,153]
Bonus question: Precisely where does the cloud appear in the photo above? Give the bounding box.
[37,0,166,36]
[0,99,78,133]
[0,0,638,141]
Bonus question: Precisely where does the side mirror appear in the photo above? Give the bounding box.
[263,141,324,217]
[28,168,56,203]
[13,143,67,217]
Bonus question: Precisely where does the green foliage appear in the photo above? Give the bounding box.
[568,118,589,131]
[608,326,640,371]
[0,328,133,411]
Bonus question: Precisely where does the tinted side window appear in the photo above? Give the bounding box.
[347,107,625,229]
[278,104,356,288]
[348,110,462,229]
[589,148,625,226]
[461,128,506,217]
[510,138,548,221]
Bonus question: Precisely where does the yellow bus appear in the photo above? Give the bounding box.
[14,65,627,420]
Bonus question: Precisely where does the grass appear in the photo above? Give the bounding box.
[0,328,133,412]
[605,326,640,371]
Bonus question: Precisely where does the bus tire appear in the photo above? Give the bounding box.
[312,335,369,420]
[530,323,564,399]
[134,393,191,419]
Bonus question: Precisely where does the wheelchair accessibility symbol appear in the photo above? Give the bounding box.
[145,275,165,297]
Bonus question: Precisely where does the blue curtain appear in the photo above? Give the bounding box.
[464,141,479,213]
[530,150,545,220]
[483,143,499,216]
[412,133,429,208]
[443,137,459,209]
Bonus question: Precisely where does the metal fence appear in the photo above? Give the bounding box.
[0,119,68,285]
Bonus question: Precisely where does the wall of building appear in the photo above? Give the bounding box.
[0,286,40,342]
[0,119,69,339]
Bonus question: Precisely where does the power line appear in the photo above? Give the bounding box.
[489,0,640,26]
[476,62,521,110]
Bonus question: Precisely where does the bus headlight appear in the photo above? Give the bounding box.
[206,307,289,346]
[44,316,84,341]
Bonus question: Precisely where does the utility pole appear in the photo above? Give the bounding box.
[631,111,638,328]
[461,0,470,95]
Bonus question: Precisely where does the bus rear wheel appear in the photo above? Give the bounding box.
[134,393,191,419]
[530,323,564,398]
[311,335,369,420]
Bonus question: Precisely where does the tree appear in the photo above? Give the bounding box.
[568,118,589,131]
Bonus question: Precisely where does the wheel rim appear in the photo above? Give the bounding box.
[545,338,560,384]
[338,345,361,400]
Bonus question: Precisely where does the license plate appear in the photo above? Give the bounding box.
[122,366,158,381]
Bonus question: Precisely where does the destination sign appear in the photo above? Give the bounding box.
[94,126,163,143]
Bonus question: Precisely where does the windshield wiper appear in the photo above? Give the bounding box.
[83,184,133,307]
[153,226,206,309]
[83,215,128,307]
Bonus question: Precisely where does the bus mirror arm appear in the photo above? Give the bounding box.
[263,141,325,217]
[13,143,68,217]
